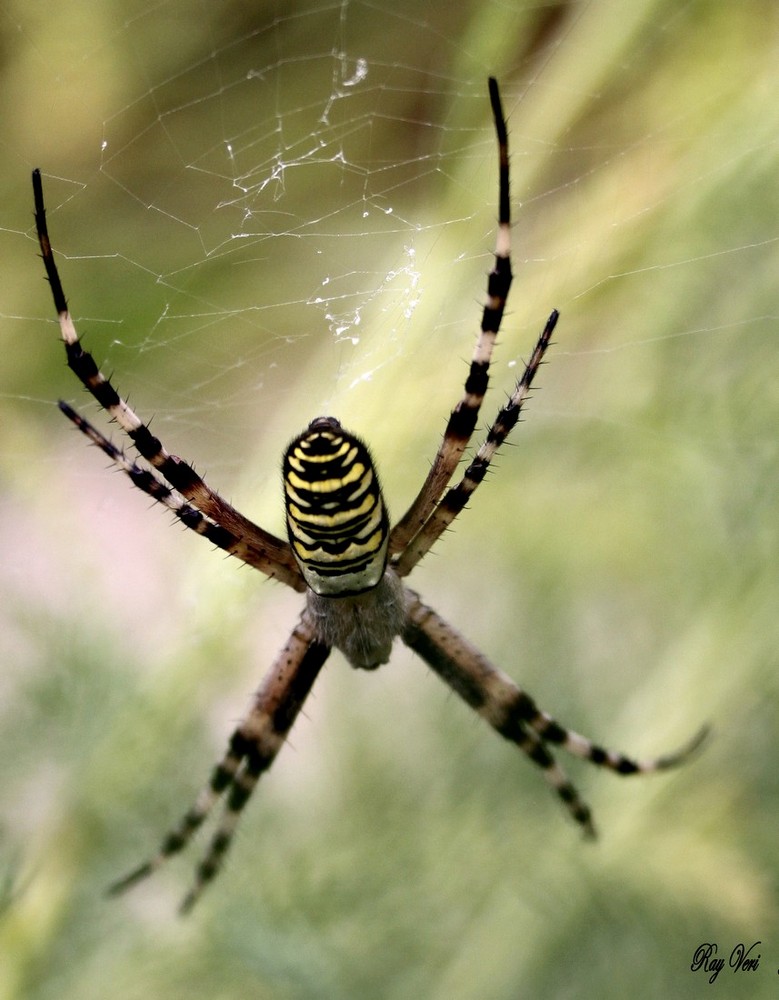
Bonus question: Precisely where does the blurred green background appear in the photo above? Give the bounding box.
[1,1,777,998]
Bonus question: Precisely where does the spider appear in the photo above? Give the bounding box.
[33,79,706,913]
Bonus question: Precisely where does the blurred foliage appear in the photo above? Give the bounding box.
[1,1,778,998]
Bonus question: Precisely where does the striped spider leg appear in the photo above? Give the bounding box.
[58,403,331,912]
[389,77,531,557]
[32,169,301,590]
[402,595,708,836]
[34,78,705,913]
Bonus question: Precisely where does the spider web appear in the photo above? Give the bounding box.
[6,0,775,627]
[7,0,777,493]
[1,0,779,990]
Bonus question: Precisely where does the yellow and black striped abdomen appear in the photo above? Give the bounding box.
[283,417,390,596]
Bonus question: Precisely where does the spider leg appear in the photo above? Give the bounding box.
[394,309,556,577]
[60,401,306,588]
[32,169,299,584]
[108,613,330,913]
[402,591,705,835]
[390,79,523,555]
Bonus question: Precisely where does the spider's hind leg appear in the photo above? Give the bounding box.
[402,593,596,835]
[107,729,251,897]
[109,615,330,912]
[528,709,709,774]
[403,592,705,835]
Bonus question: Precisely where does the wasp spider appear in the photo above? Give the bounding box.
[33,79,705,913]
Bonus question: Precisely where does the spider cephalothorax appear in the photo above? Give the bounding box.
[33,78,705,913]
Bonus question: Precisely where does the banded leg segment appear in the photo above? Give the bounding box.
[389,78,515,555]
[394,308,557,577]
[60,401,306,589]
[108,614,330,912]
[402,592,705,834]
[32,169,299,585]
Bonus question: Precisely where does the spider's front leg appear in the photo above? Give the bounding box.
[390,78,523,555]
[32,169,301,588]
[110,613,330,913]
[402,592,707,835]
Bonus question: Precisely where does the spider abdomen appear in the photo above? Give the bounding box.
[283,417,390,597]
